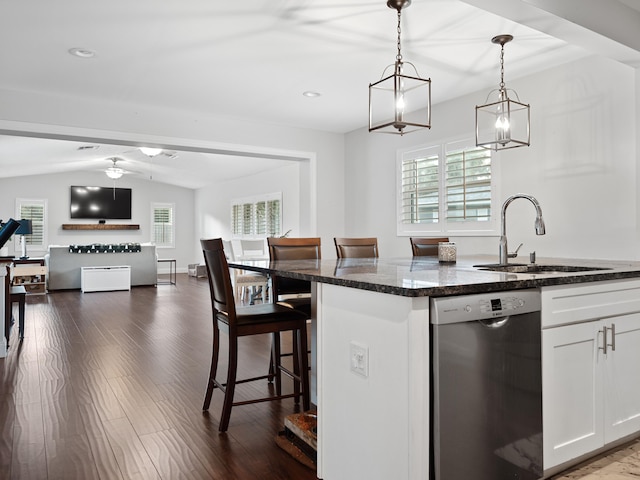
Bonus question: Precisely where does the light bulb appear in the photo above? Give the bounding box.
[495,116,510,145]
[105,167,123,179]
[495,99,510,145]
[495,115,510,130]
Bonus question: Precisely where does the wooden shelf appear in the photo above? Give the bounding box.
[12,259,47,295]
[62,224,140,230]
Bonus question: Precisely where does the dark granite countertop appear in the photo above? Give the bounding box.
[229,255,640,297]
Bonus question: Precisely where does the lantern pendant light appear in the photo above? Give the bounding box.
[369,0,431,135]
[475,34,530,151]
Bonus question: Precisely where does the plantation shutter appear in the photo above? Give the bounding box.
[17,200,46,248]
[401,148,440,224]
[152,203,175,247]
[231,194,282,238]
[445,147,492,222]
[266,199,281,237]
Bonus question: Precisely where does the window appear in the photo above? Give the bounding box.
[397,140,498,236]
[15,198,47,253]
[231,193,282,238]
[151,203,175,248]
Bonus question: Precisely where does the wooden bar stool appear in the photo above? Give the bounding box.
[266,237,320,395]
[200,238,310,432]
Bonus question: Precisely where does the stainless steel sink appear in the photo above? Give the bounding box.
[475,264,612,274]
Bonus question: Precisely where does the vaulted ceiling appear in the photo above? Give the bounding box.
[0,0,638,188]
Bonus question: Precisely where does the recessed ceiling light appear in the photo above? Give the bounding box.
[303,91,321,98]
[68,48,96,58]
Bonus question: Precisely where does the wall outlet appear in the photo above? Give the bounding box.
[350,342,369,377]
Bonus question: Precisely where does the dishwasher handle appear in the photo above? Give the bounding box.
[480,316,510,328]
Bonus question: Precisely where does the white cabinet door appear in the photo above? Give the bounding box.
[604,313,640,443]
[543,321,604,469]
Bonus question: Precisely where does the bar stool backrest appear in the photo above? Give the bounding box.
[267,237,321,296]
[410,237,449,257]
[334,237,379,259]
[201,238,237,323]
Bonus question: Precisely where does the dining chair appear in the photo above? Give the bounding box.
[410,237,449,257]
[266,237,320,392]
[223,240,269,304]
[334,237,379,258]
[200,238,310,432]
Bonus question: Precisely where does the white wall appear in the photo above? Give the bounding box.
[0,171,195,270]
[194,161,302,248]
[0,88,346,259]
[344,55,638,261]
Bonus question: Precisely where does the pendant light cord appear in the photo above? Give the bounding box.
[499,43,506,91]
[396,9,403,63]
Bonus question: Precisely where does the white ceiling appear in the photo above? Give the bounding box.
[0,0,638,188]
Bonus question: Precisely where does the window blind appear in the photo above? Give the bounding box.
[231,195,282,238]
[401,152,440,224]
[152,203,175,247]
[398,143,493,233]
[18,201,45,247]
[445,147,492,222]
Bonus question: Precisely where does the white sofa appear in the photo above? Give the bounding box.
[45,245,158,290]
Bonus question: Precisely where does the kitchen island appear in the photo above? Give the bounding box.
[230,255,640,480]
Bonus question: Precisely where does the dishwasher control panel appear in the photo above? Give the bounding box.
[430,289,541,325]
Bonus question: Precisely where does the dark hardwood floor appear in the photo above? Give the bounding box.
[0,274,317,480]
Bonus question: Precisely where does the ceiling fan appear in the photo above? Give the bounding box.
[103,157,143,179]
[105,158,124,179]
[134,147,178,160]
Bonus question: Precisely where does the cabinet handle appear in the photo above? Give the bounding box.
[600,327,608,354]
[608,323,616,351]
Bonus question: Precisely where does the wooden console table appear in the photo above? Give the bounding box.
[12,258,46,295]
[62,224,140,230]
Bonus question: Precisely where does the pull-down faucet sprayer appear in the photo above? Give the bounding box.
[499,194,546,265]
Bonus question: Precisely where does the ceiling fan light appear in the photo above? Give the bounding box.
[139,147,162,157]
[105,167,124,179]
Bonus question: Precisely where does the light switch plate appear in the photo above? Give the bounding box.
[350,341,369,377]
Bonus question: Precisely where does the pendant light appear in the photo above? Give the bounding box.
[476,34,530,151]
[369,0,431,135]
[105,158,124,179]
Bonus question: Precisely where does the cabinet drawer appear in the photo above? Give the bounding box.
[13,265,47,276]
[542,279,640,328]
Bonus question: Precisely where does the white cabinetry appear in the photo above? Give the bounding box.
[603,314,640,441]
[542,280,640,470]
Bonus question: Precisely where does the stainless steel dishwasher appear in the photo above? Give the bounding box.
[431,289,542,480]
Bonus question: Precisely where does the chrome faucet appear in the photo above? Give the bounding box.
[499,194,546,265]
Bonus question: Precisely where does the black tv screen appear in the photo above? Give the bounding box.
[70,186,132,220]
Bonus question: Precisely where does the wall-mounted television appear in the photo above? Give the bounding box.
[70,186,132,220]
